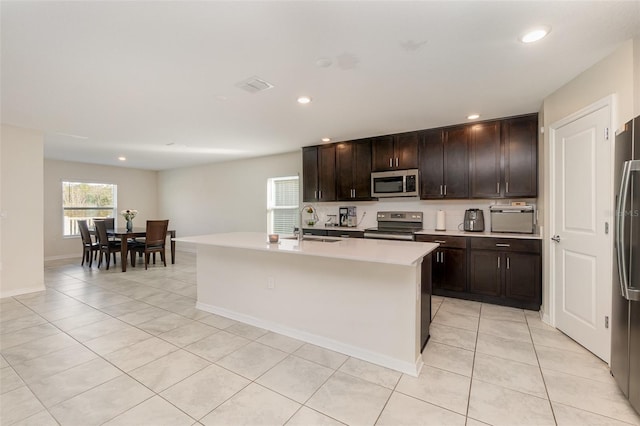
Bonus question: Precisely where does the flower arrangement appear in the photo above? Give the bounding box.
[121,209,138,221]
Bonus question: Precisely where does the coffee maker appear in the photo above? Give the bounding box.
[339,206,357,227]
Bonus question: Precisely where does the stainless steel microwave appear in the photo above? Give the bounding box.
[371,169,419,198]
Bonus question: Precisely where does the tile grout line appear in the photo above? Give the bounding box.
[525,315,558,426]
[463,301,482,426]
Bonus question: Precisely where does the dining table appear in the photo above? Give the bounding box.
[108,227,176,272]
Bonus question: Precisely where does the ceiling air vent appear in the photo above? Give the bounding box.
[236,76,274,94]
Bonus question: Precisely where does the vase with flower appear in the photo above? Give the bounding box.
[121,209,138,232]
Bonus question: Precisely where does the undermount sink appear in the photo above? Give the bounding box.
[284,236,342,243]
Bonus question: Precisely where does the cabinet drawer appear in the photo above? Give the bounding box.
[416,235,467,249]
[470,237,541,253]
[326,230,364,238]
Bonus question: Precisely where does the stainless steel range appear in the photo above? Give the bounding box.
[364,211,423,241]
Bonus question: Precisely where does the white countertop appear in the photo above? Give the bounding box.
[175,232,438,266]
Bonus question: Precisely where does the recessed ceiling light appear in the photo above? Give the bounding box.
[118,156,126,161]
[297,96,312,104]
[467,114,480,120]
[321,137,331,143]
[520,27,550,43]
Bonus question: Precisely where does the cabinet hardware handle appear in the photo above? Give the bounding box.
[444,185,447,196]
[507,257,510,269]
[497,182,500,193]
[389,158,393,168]
[440,185,443,195]
[497,257,500,268]
[395,157,399,167]
[496,243,511,247]
[434,240,447,244]
[319,190,322,199]
[506,181,509,193]
[441,252,445,263]
[314,190,317,199]
[340,234,349,238]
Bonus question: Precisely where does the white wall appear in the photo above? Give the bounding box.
[44,159,159,259]
[540,38,637,320]
[1,125,44,297]
[158,151,302,239]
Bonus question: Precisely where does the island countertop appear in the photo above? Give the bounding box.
[175,232,438,266]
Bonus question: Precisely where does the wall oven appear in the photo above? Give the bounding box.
[371,169,419,198]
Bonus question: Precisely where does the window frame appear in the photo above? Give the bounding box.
[267,175,300,235]
[61,180,118,238]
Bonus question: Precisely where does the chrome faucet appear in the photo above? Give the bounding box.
[298,204,318,242]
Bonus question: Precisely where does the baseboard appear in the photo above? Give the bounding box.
[1,285,45,299]
[44,254,78,262]
[196,301,422,377]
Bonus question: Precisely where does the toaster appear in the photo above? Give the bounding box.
[463,209,485,232]
[490,205,535,233]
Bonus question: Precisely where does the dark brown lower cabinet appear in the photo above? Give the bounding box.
[468,250,502,297]
[468,238,541,310]
[434,248,466,292]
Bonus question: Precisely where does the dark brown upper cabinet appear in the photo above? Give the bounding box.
[469,114,538,198]
[371,131,419,171]
[335,139,374,201]
[469,121,502,198]
[302,145,336,202]
[419,126,469,199]
[502,114,538,198]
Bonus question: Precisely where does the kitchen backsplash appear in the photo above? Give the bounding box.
[308,198,538,231]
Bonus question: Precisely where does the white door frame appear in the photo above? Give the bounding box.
[548,94,616,337]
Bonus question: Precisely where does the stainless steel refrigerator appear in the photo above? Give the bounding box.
[612,115,640,414]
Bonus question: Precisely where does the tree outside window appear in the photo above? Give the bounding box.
[62,181,117,236]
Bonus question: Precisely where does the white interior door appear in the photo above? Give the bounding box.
[552,103,611,362]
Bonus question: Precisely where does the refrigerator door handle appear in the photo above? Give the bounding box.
[616,159,640,301]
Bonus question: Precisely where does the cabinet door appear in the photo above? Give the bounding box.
[395,132,419,169]
[503,115,538,197]
[469,250,501,297]
[470,121,501,198]
[335,142,354,200]
[353,139,372,200]
[441,248,467,292]
[504,252,541,304]
[431,250,444,290]
[443,126,469,198]
[318,145,336,201]
[419,129,444,199]
[371,135,395,171]
[302,147,319,202]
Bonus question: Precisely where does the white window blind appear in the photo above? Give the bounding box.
[267,176,299,234]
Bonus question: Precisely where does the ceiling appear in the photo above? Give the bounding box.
[2,1,639,171]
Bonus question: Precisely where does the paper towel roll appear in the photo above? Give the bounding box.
[436,210,446,231]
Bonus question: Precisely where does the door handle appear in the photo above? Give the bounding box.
[551,235,561,243]
[616,159,640,301]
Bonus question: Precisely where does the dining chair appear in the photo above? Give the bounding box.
[77,219,99,267]
[130,220,169,269]
[95,219,123,270]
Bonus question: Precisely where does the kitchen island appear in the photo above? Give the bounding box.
[174,232,438,376]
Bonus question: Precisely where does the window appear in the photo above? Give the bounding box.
[267,176,299,234]
[62,181,117,236]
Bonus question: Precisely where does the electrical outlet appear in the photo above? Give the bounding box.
[267,277,275,289]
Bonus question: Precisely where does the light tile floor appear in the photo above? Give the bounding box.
[1,252,639,426]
